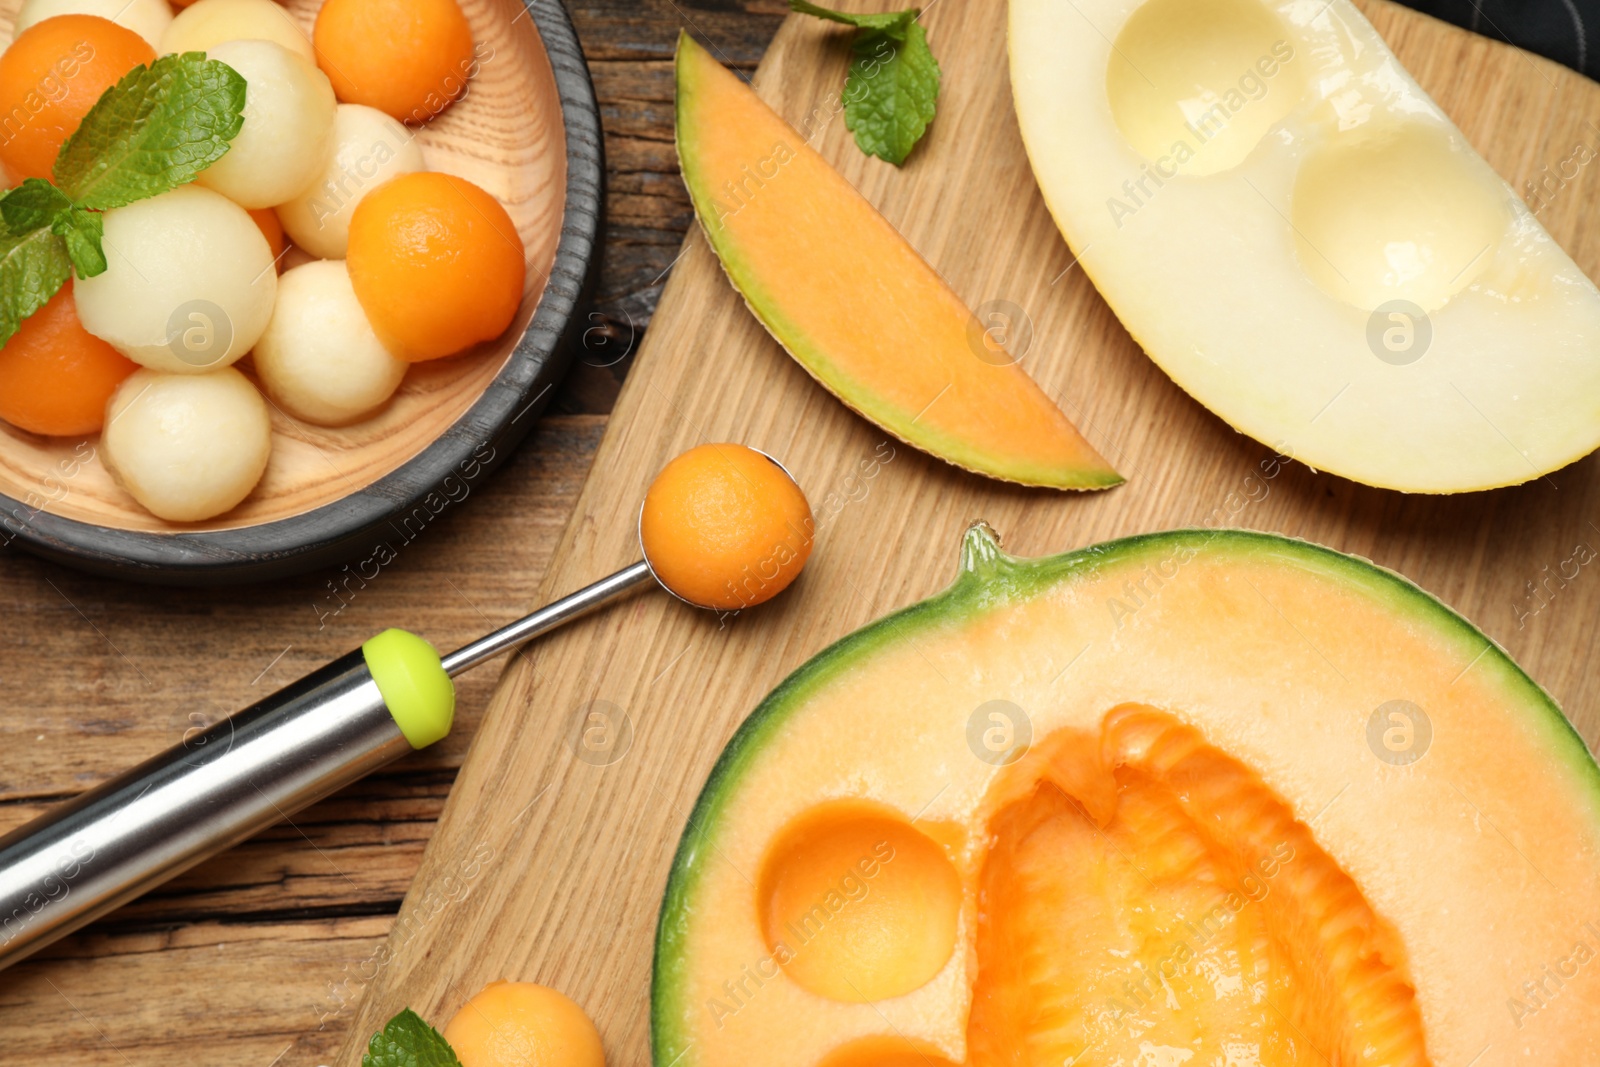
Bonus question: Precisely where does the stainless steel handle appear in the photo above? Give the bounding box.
[0,560,660,973]
[0,650,410,971]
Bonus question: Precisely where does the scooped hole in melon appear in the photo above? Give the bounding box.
[1106,0,1305,178]
[1291,121,1510,311]
[815,1036,961,1067]
[968,704,1430,1067]
[758,802,961,1004]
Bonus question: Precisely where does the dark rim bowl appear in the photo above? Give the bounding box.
[0,0,603,587]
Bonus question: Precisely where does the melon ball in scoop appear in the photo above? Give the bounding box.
[75,185,278,374]
[640,443,814,610]
[196,39,336,210]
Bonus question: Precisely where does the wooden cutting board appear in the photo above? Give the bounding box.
[328,1,1600,1063]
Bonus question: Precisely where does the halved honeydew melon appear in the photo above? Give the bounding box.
[1009,0,1600,492]
[653,525,1600,1067]
[675,34,1122,491]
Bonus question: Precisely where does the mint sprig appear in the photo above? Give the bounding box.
[362,1008,463,1067]
[790,0,941,165]
[0,52,245,348]
[55,52,246,209]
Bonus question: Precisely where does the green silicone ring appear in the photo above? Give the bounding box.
[363,628,455,749]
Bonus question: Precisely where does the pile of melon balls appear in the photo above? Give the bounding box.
[0,0,528,521]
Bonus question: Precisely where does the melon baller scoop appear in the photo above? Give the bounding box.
[0,444,813,972]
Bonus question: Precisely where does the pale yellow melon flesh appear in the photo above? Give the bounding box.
[1009,0,1600,492]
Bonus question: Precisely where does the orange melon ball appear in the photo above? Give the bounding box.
[639,443,813,611]
[346,171,526,362]
[442,981,605,1067]
[0,281,137,436]
[759,805,962,1003]
[247,207,286,264]
[0,14,155,181]
[313,0,474,124]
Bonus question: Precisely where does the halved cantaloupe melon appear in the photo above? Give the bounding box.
[653,525,1600,1066]
[1009,0,1600,492]
[674,33,1121,491]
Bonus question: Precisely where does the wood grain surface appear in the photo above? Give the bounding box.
[313,1,1600,1066]
[0,2,761,1060]
[1,0,1597,1065]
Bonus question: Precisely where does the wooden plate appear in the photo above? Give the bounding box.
[0,0,601,584]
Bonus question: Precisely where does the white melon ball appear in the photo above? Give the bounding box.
[196,40,336,209]
[275,104,426,259]
[254,260,408,426]
[76,184,278,374]
[103,368,272,522]
[160,0,314,62]
[15,0,171,49]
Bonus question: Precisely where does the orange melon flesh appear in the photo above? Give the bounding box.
[758,802,963,1004]
[673,34,1121,490]
[653,527,1600,1067]
[972,707,1428,1067]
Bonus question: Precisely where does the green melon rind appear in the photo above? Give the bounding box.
[649,526,1600,1067]
[672,34,1122,492]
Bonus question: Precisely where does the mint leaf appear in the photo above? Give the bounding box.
[788,1,941,165]
[0,182,101,280]
[0,51,247,339]
[361,1008,463,1067]
[842,21,939,165]
[0,179,71,236]
[54,208,107,277]
[54,52,247,211]
[0,227,71,348]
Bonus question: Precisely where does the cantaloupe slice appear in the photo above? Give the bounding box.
[653,524,1600,1067]
[674,34,1121,490]
[1009,0,1600,493]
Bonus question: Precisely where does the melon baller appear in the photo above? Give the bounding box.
[0,444,811,972]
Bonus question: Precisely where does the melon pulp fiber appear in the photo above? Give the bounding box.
[653,525,1600,1067]
[673,34,1121,491]
[1009,0,1600,493]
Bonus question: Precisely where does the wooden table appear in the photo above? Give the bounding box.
[0,3,779,1063]
[2,2,1595,1065]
